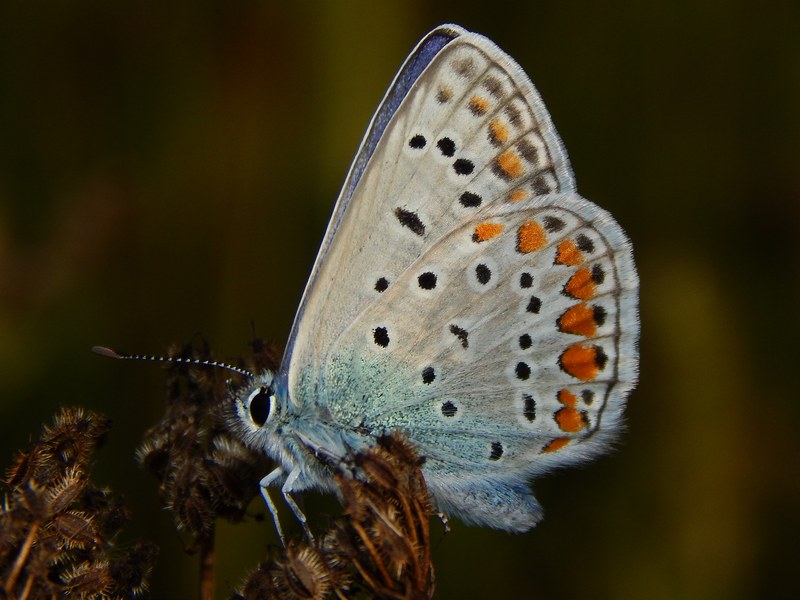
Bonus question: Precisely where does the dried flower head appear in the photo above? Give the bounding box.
[233,432,434,600]
[135,340,274,540]
[1,407,157,598]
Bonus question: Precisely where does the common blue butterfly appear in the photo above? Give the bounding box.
[228,24,639,541]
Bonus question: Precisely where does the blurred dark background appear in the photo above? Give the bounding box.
[1,1,798,598]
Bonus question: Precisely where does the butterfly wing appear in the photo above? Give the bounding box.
[281,25,638,530]
[282,24,575,390]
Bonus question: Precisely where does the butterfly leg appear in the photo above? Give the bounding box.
[259,468,287,546]
[282,466,315,542]
[435,511,451,534]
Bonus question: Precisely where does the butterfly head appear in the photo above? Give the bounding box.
[235,377,276,427]
[230,372,291,453]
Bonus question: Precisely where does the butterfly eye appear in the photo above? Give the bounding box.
[247,386,272,427]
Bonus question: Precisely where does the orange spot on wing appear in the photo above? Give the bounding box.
[558,303,597,337]
[542,437,571,453]
[437,86,453,103]
[564,268,596,300]
[495,150,525,179]
[468,95,490,115]
[488,118,509,145]
[509,188,529,202]
[517,220,546,253]
[559,343,606,381]
[555,408,586,433]
[555,239,583,266]
[557,389,578,407]
[473,222,504,242]
[555,389,587,433]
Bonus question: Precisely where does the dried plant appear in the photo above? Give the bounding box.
[140,339,435,599]
[133,340,274,598]
[0,407,157,599]
[135,341,272,535]
[233,432,435,599]
[3,339,435,598]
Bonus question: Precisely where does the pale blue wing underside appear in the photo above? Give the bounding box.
[277,25,638,530]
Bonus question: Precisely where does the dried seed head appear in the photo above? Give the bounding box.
[106,540,159,597]
[134,340,271,540]
[235,432,433,599]
[1,408,155,597]
[281,545,334,599]
[46,510,99,550]
[47,465,88,514]
[60,559,113,596]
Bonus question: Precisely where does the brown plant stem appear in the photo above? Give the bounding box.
[5,521,39,596]
[199,529,216,600]
[351,520,392,587]
[18,572,34,600]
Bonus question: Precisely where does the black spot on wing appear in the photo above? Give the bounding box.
[543,216,565,233]
[459,191,482,208]
[526,296,542,314]
[453,158,474,175]
[394,208,425,236]
[519,334,532,350]
[593,305,607,327]
[449,324,469,349]
[591,264,605,284]
[441,401,458,417]
[516,362,531,380]
[523,394,536,421]
[437,137,456,157]
[576,234,595,253]
[475,264,492,285]
[373,327,390,348]
[418,272,437,290]
[408,134,426,149]
[489,442,504,461]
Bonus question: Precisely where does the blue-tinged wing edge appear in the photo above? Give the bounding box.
[278,24,466,375]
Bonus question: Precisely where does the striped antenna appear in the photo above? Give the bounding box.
[91,346,254,379]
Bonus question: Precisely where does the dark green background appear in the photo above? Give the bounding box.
[1,1,798,598]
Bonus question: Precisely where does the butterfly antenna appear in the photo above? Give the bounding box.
[91,346,254,379]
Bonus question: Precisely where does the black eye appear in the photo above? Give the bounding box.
[248,386,272,426]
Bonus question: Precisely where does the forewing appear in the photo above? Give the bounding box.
[283,26,577,399]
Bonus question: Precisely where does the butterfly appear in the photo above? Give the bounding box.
[230,23,639,541]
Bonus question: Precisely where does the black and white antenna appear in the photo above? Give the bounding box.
[91,346,254,379]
